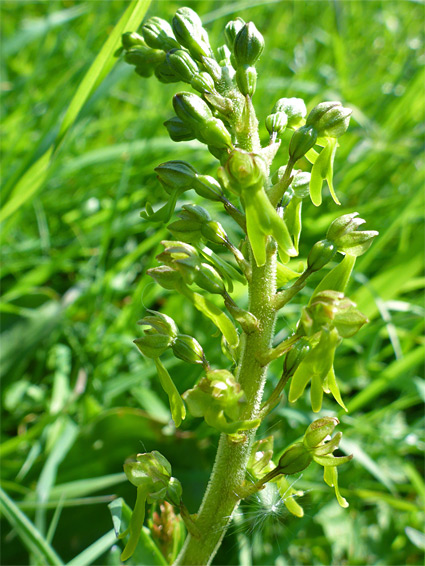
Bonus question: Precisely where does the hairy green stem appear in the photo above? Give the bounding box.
[174,247,278,565]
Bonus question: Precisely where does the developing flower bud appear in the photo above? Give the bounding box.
[191,72,215,94]
[277,443,312,475]
[166,49,198,83]
[290,171,311,198]
[224,18,245,49]
[303,417,339,449]
[124,46,166,71]
[327,213,379,256]
[233,22,264,67]
[154,160,197,190]
[225,149,267,191]
[201,220,228,245]
[265,111,288,136]
[289,125,318,162]
[147,266,182,290]
[306,101,352,138]
[134,311,178,359]
[142,17,180,51]
[122,31,145,49]
[194,263,226,295]
[124,451,171,490]
[192,175,224,201]
[155,60,180,84]
[164,116,196,142]
[201,57,222,82]
[173,92,233,149]
[179,203,211,223]
[307,239,337,272]
[235,65,257,96]
[173,92,212,126]
[172,334,206,365]
[172,7,212,60]
[274,97,307,129]
[165,477,183,507]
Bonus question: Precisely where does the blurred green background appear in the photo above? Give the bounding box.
[1,1,424,565]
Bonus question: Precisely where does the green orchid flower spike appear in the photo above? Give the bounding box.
[118,7,378,564]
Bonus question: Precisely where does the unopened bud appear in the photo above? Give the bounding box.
[265,111,288,136]
[164,116,196,142]
[201,56,222,82]
[274,97,307,129]
[192,175,223,201]
[306,101,352,138]
[124,46,165,69]
[303,417,339,449]
[307,239,337,272]
[194,263,226,295]
[277,443,312,475]
[225,149,267,191]
[124,451,171,490]
[289,125,318,162]
[147,266,182,290]
[327,213,378,256]
[122,31,145,50]
[235,65,257,96]
[165,477,183,507]
[179,204,211,223]
[155,160,197,190]
[191,72,215,93]
[224,18,245,49]
[172,7,212,60]
[233,22,264,67]
[173,91,212,128]
[290,171,311,198]
[134,333,173,359]
[166,49,198,82]
[155,60,180,84]
[172,334,206,365]
[142,17,180,51]
[200,221,228,245]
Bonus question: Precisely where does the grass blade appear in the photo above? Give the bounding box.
[66,529,117,566]
[0,487,64,565]
[0,0,151,224]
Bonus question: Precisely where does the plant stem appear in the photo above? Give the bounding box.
[173,247,278,566]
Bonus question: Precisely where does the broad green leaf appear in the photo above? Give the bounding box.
[0,488,64,565]
[154,359,186,428]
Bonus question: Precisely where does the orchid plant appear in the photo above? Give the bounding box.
[114,7,378,565]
